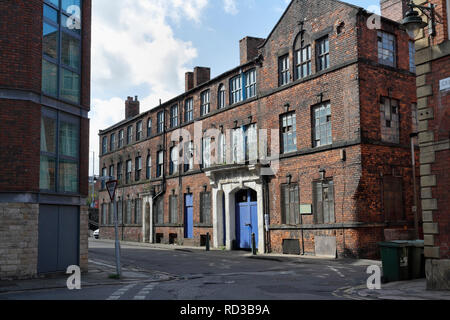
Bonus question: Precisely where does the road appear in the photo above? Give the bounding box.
[0,239,375,300]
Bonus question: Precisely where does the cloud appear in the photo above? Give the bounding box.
[90,0,209,174]
[367,5,381,15]
[223,0,238,15]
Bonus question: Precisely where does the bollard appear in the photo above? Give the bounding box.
[206,232,210,251]
[251,233,257,255]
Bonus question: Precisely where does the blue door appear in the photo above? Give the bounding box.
[184,194,193,239]
[235,189,258,249]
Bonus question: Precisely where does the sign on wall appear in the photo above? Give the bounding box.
[440,77,450,92]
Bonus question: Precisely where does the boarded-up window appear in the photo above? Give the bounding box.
[200,192,211,224]
[169,195,178,224]
[109,202,114,225]
[126,200,132,224]
[313,180,335,224]
[134,199,142,225]
[281,184,300,225]
[117,200,123,225]
[155,197,164,225]
[383,176,405,222]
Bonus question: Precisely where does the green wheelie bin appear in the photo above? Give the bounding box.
[378,241,411,283]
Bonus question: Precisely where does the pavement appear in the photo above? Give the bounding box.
[0,238,448,300]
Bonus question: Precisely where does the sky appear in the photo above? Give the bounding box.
[89,0,381,175]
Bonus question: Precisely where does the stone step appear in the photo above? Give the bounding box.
[183,239,196,246]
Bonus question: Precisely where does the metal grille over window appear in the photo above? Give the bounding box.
[313,180,335,224]
[313,102,332,147]
[378,31,396,67]
[282,184,300,225]
[155,198,164,224]
[200,192,211,224]
[134,199,142,225]
[380,97,400,144]
[169,195,178,224]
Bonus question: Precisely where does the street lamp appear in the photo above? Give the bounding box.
[401,1,441,39]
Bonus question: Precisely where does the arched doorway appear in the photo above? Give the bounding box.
[235,189,258,249]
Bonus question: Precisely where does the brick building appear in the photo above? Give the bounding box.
[382,0,449,289]
[99,0,417,259]
[0,0,91,279]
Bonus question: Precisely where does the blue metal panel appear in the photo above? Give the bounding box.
[37,205,59,274]
[184,194,193,239]
[57,206,79,271]
[235,190,258,249]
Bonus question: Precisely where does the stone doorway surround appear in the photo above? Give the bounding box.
[141,192,153,243]
[205,164,267,252]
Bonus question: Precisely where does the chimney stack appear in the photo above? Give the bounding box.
[193,67,211,88]
[380,0,409,23]
[239,36,265,65]
[185,72,194,92]
[125,96,140,119]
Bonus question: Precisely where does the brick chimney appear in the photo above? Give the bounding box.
[380,0,408,23]
[239,36,265,65]
[193,67,210,88]
[125,96,140,119]
[185,71,194,92]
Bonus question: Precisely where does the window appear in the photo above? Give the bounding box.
[295,45,311,79]
[109,164,114,182]
[101,203,107,225]
[147,118,152,137]
[126,159,132,184]
[184,99,193,122]
[316,36,330,71]
[170,105,178,128]
[125,199,132,224]
[42,0,82,104]
[378,31,396,67]
[200,90,210,116]
[40,108,80,193]
[110,133,116,152]
[170,146,179,175]
[231,124,257,163]
[134,198,142,225]
[202,137,211,168]
[380,97,400,144]
[218,133,227,165]
[146,155,152,179]
[117,200,123,225]
[155,197,164,224]
[127,126,133,144]
[102,136,107,155]
[409,41,416,73]
[136,121,142,141]
[117,162,123,185]
[200,192,211,224]
[245,69,256,98]
[281,184,300,225]
[135,157,142,181]
[169,195,178,224]
[281,112,297,153]
[101,167,107,190]
[157,151,164,178]
[230,75,242,104]
[383,176,405,222]
[108,202,114,225]
[118,129,124,148]
[184,141,194,172]
[279,55,290,86]
[313,180,335,224]
[312,102,332,147]
[157,111,164,133]
[218,84,226,109]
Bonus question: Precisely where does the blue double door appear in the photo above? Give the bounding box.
[235,189,258,250]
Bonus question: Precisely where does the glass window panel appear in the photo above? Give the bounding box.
[59,120,79,158]
[41,116,57,153]
[61,32,80,69]
[44,4,58,23]
[61,14,81,34]
[40,155,56,191]
[42,60,58,96]
[59,159,78,192]
[46,0,60,8]
[60,68,80,103]
[62,0,81,13]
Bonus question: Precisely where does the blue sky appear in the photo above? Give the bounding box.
[90,0,381,174]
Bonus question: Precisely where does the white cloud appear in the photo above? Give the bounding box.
[367,5,381,15]
[90,0,209,174]
[223,0,238,15]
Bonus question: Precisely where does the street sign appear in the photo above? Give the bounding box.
[106,180,118,201]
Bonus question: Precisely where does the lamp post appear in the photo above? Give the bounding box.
[401,1,442,38]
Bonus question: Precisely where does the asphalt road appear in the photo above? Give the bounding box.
[0,239,375,300]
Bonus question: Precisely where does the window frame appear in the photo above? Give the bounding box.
[200,192,212,225]
[313,179,335,224]
[157,111,165,134]
[200,90,210,116]
[281,184,300,225]
[377,31,397,68]
[157,150,164,178]
[280,112,297,154]
[126,159,132,184]
[312,102,332,148]
[118,129,124,148]
[230,75,242,105]
[136,120,143,141]
[146,155,152,180]
[295,44,312,80]
[126,125,133,145]
[147,118,152,137]
[316,36,330,72]
[169,195,178,224]
[184,98,193,123]
[278,54,290,86]
[218,84,226,109]
[135,156,142,182]
[245,69,256,99]
[109,133,115,152]
[170,105,179,128]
